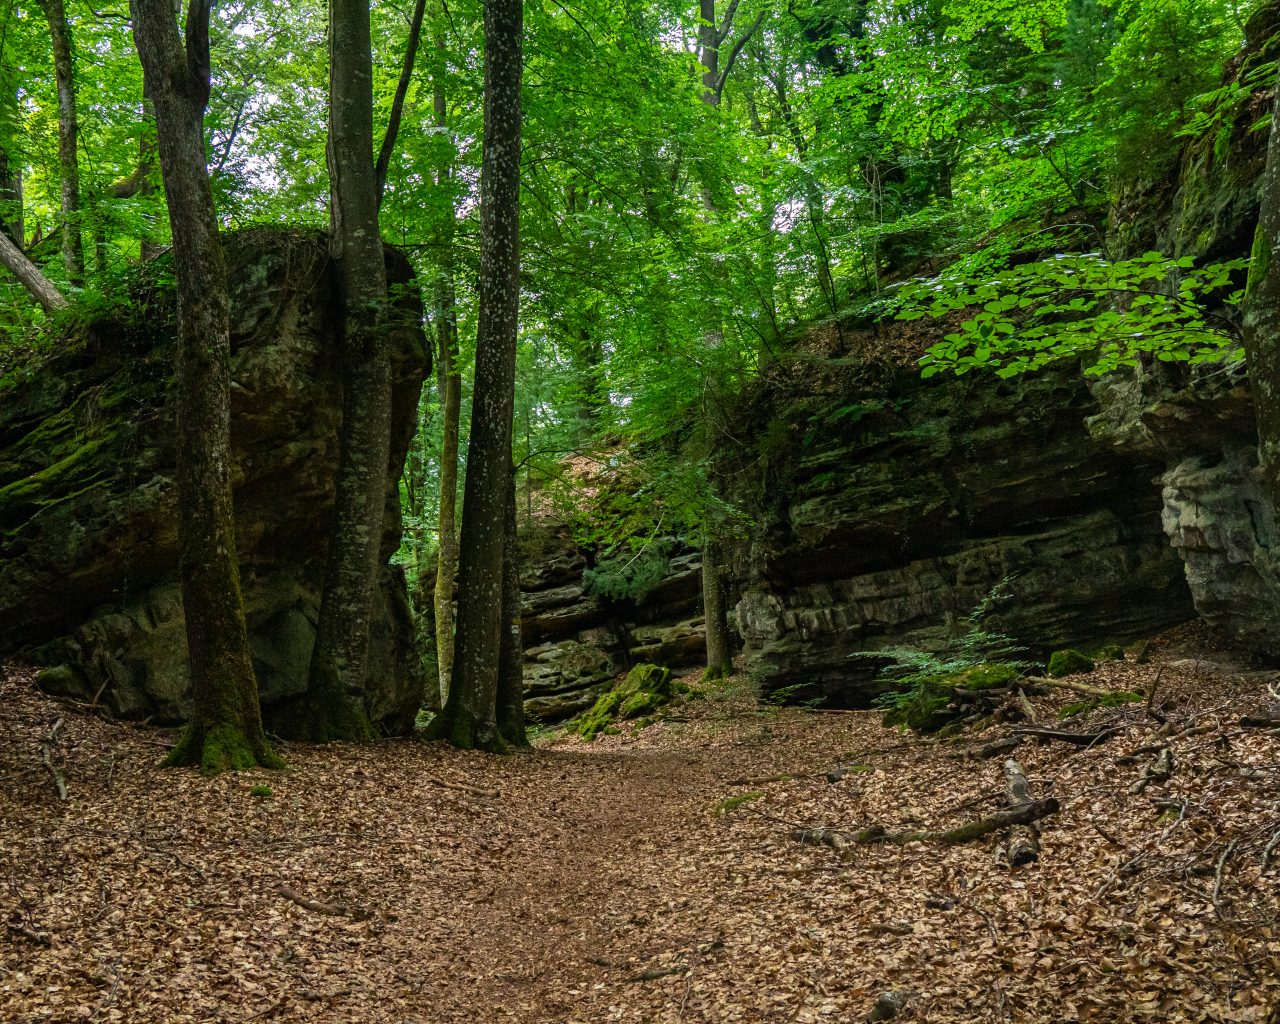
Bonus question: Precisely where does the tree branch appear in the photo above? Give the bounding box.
[375,0,428,207]
[715,11,765,102]
[0,231,69,312]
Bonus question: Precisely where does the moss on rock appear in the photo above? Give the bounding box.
[577,690,623,741]
[1047,649,1095,677]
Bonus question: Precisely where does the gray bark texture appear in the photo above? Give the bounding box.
[497,470,528,747]
[431,14,462,706]
[40,0,84,283]
[290,0,393,742]
[129,0,280,773]
[429,0,522,751]
[0,231,68,312]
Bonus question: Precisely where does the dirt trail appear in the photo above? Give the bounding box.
[1,656,1278,1023]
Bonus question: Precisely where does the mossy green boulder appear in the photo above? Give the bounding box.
[1047,649,1095,677]
[577,663,679,739]
[577,691,623,741]
[618,663,674,698]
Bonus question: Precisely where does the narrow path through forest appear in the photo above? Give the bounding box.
[1,638,1278,1023]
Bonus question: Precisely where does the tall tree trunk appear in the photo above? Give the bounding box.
[693,0,745,678]
[0,231,67,312]
[0,132,24,248]
[40,0,84,283]
[701,530,732,677]
[428,0,522,751]
[292,0,392,741]
[497,468,527,747]
[431,14,463,706]
[130,0,280,774]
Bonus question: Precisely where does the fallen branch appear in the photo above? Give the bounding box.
[1129,746,1173,795]
[791,798,1059,853]
[1023,676,1118,698]
[40,717,68,801]
[626,964,688,983]
[1239,715,1280,730]
[427,777,499,799]
[1003,759,1040,867]
[1014,725,1122,747]
[1263,828,1280,873]
[1212,840,1238,920]
[963,736,1022,761]
[6,921,52,947]
[277,885,348,917]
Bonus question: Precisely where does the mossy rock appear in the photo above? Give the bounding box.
[620,690,666,719]
[948,662,1020,690]
[883,692,951,732]
[1047,649,1095,677]
[619,663,673,698]
[1087,642,1125,662]
[577,690,623,741]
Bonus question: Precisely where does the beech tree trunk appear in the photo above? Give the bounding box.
[40,0,83,284]
[692,0,755,678]
[294,0,392,741]
[0,133,24,248]
[497,470,528,747]
[1243,80,1280,510]
[130,0,280,774]
[429,0,522,751]
[431,14,463,707]
[701,531,732,677]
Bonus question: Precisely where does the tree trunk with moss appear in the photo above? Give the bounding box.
[701,531,732,677]
[428,0,522,751]
[130,0,280,774]
[497,469,528,747]
[39,0,84,284]
[1244,80,1280,512]
[291,0,391,742]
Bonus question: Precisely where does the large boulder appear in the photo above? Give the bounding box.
[0,228,428,732]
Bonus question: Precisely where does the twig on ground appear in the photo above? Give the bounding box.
[1213,840,1238,920]
[277,885,348,917]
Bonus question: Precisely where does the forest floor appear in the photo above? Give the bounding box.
[1,626,1279,1023]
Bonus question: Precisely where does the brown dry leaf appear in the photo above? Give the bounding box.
[0,626,1277,1022]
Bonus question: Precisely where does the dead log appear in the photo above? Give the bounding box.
[966,736,1022,760]
[1003,758,1040,866]
[1240,715,1280,730]
[1013,688,1039,724]
[791,798,1059,854]
[1129,746,1173,794]
[1023,676,1119,699]
[1014,725,1121,747]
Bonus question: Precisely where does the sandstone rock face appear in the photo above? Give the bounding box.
[729,369,1196,705]
[1160,447,1280,652]
[0,229,427,732]
[516,530,704,720]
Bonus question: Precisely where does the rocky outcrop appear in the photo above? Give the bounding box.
[727,368,1196,705]
[0,228,428,731]
[517,529,705,720]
